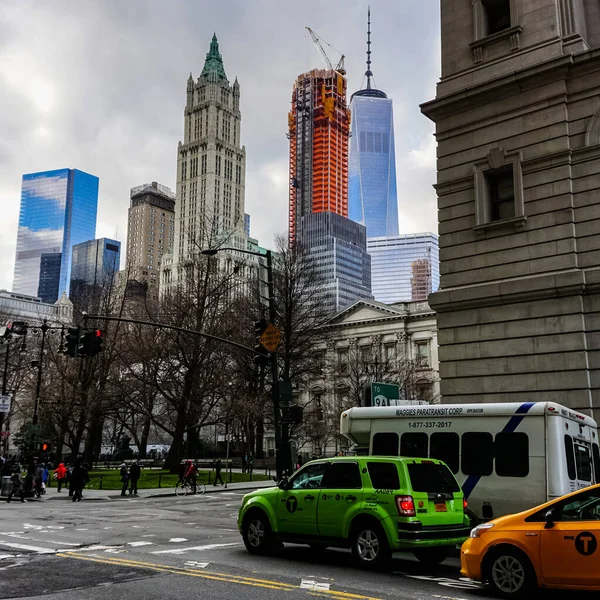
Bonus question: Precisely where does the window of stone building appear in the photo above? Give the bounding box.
[482,0,511,35]
[415,341,430,368]
[485,166,515,221]
[338,349,348,373]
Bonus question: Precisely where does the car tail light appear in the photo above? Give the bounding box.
[396,495,416,517]
[463,499,468,510]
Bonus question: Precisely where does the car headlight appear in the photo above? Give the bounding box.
[470,523,494,538]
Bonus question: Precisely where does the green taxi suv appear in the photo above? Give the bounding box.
[238,456,470,568]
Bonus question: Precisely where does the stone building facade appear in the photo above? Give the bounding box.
[290,299,439,458]
[421,0,600,421]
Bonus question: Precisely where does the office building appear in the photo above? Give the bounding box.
[70,238,121,297]
[12,168,98,303]
[421,0,600,421]
[348,10,399,238]
[298,211,372,312]
[0,289,73,327]
[288,68,351,242]
[125,182,175,298]
[367,234,439,304]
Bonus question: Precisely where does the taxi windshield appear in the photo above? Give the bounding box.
[407,462,460,493]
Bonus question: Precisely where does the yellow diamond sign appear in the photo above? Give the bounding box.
[259,322,282,353]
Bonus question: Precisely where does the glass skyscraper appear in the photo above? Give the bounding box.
[367,233,440,304]
[299,211,373,313]
[348,11,399,238]
[13,169,98,303]
[70,238,121,297]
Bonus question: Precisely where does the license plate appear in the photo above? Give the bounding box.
[435,502,447,512]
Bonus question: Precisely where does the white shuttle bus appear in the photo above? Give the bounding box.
[340,402,599,522]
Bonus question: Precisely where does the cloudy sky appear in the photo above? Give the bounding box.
[0,0,440,292]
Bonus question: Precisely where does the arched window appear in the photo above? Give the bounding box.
[585,109,600,147]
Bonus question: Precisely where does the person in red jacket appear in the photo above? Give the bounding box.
[54,463,67,493]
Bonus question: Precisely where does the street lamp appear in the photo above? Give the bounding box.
[201,246,289,479]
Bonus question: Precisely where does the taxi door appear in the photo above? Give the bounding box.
[540,486,600,586]
[317,461,363,538]
[276,462,327,537]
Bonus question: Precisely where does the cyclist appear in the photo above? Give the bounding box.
[184,459,198,494]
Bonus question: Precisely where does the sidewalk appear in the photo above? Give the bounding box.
[13,479,276,501]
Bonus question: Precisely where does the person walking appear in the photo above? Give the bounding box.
[7,469,25,503]
[54,462,67,492]
[71,460,86,502]
[213,457,224,486]
[248,453,254,475]
[242,453,248,474]
[34,463,45,498]
[119,463,129,497]
[129,459,140,495]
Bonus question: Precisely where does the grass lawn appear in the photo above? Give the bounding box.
[47,469,271,491]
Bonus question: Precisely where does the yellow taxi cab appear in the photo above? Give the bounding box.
[461,483,600,597]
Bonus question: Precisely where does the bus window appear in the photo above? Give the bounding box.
[430,432,459,474]
[564,435,576,480]
[574,442,592,482]
[461,432,494,476]
[372,432,399,456]
[400,432,428,458]
[495,432,529,477]
[593,444,600,484]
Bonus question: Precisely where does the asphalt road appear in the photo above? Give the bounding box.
[0,490,591,600]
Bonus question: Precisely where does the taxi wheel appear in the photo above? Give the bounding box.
[412,547,449,565]
[485,547,535,598]
[351,521,391,569]
[242,511,274,555]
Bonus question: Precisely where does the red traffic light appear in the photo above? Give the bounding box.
[41,442,50,452]
[95,329,102,337]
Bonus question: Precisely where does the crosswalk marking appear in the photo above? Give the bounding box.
[151,542,242,555]
[128,541,153,547]
[0,541,56,554]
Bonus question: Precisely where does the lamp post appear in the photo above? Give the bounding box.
[201,247,288,480]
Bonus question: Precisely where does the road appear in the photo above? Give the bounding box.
[0,490,589,600]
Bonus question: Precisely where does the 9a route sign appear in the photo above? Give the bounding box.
[371,383,400,407]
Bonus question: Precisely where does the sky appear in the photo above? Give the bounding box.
[0,0,441,293]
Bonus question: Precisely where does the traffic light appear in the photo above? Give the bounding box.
[253,319,269,369]
[40,442,51,453]
[65,327,82,357]
[282,405,303,425]
[81,329,103,356]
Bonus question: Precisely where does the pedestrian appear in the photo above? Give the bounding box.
[176,459,186,487]
[119,463,129,497]
[71,460,86,502]
[129,459,140,495]
[66,465,73,496]
[248,453,254,474]
[54,462,66,492]
[7,469,25,503]
[34,463,45,498]
[242,453,248,474]
[213,457,224,486]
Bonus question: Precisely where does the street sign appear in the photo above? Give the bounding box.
[370,383,400,407]
[0,395,11,413]
[259,322,282,353]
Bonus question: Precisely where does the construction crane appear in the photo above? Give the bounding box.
[306,27,346,76]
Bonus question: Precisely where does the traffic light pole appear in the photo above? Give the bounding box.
[32,321,49,427]
[0,342,9,454]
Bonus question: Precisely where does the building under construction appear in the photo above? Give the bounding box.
[288,69,351,242]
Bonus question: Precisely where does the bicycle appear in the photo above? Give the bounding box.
[175,479,206,497]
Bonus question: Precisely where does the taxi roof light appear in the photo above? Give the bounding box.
[396,495,416,517]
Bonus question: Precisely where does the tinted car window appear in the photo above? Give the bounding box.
[321,462,362,489]
[430,432,459,474]
[407,462,460,494]
[367,462,400,490]
[462,432,494,476]
[372,432,399,456]
[495,432,529,477]
[564,435,576,480]
[559,487,600,521]
[290,463,327,489]
[575,442,592,482]
[593,444,600,484]
[401,432,428,458]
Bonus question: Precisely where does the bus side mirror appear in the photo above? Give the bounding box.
[544,509,555,529]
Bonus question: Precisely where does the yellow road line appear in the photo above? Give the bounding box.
[57,552,382,599]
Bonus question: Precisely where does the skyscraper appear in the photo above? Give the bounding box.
[70,237,121,297]
[13,169,98,303]
[174,34,246,262]
[288,69,351,242]
[348,10,399,238]
[125,182,175,298]
[367,234,439,304]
